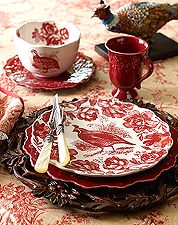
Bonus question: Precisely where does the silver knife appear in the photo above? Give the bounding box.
[54,94,70,167]
[34,99,56,173]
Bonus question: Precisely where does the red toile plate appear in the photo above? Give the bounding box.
[23,125,178,189]
[23,98,173,178]
[3,52,96,90]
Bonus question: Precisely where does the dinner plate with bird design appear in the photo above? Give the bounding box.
[23,97,173,177]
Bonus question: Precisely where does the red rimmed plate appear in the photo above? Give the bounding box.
[23,98,173,177]
[24,125,178,189]
[3,52,96,90]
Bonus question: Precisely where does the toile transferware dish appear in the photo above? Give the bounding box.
[3,52,96,90]
[23,97,173,177]
[14,21,80,78]
[24,125,178,189]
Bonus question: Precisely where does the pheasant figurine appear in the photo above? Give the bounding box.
[92,0,178,40]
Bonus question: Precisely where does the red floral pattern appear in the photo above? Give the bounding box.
[32,22,69,46]
[123,110,159,133]
[77,107,99,121]
[0,183,98,225]
[103,156,128,170]
[98,98,134,118]
[133,210,169,225]
[33,121,48,138]
[143,132,173,148]
[0,182,47,224]
[140,150,167,164]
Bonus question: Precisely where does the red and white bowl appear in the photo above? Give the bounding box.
[14,21,80,78]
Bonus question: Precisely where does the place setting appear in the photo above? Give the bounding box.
[1,92,178,213]
[22,94,177,189]
[24,96,173,178]
[1,17,178,214]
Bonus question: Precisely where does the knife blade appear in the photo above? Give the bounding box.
[54,94,70,167]
[34,99,56,173]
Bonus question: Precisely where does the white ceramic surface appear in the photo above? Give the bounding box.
[14,21,80,77]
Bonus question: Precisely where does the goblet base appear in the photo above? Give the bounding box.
[112,88,138,100]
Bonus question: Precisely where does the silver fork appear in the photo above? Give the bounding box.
[34,102,56,173]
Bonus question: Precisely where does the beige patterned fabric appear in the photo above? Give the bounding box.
[0,88,24,140]
[0,0,178,224]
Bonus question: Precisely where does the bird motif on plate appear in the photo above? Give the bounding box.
[73,124,135,155]
[92,0,178,41]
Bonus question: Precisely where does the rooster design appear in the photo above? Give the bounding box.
[73,124,135,155]
[92,0,178,40]
[31,49,60,73]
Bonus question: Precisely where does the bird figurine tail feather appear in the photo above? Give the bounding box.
[92,1,178,41]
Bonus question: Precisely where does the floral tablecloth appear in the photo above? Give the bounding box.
[0,0,178,224]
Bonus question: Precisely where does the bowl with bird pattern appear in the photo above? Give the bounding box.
[14,21,80,78]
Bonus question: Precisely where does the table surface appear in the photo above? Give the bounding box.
[0,0,178,224]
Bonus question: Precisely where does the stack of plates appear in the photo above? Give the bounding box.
[23,98,177,190]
